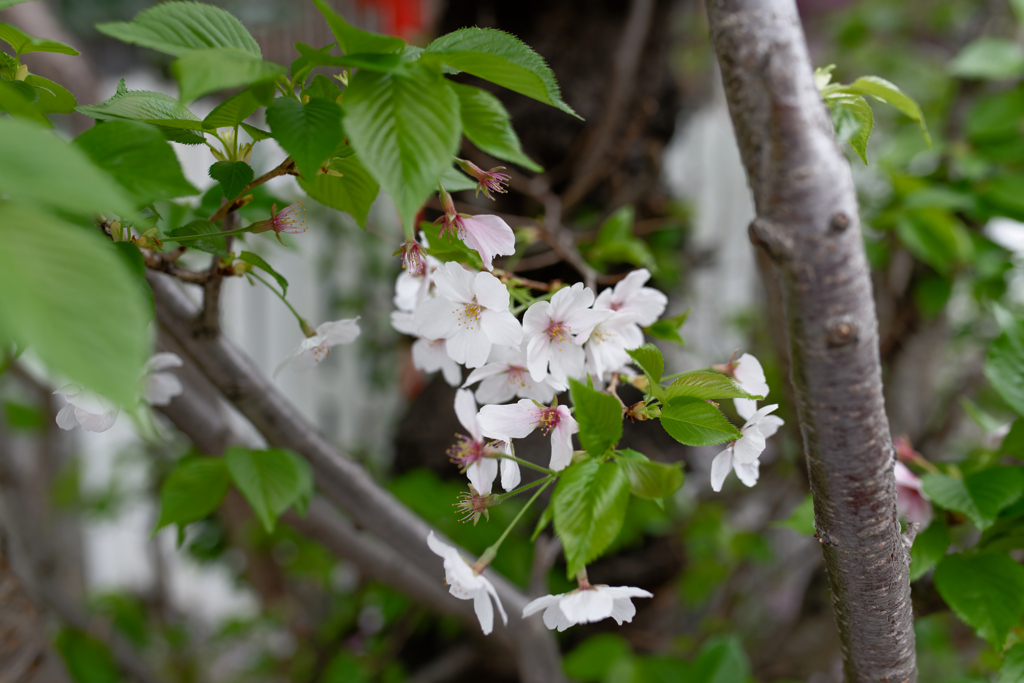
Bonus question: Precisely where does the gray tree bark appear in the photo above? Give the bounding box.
[703,0,916,680]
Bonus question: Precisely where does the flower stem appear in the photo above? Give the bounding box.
[475,478,553,571]
[171,225,255,241]
[491,475,552,504]
[248,272,311,332]
[493,452,555,476]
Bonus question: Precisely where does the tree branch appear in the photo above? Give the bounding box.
[208,157,297,224]
[147,273,565,683]
[703,0,916,680]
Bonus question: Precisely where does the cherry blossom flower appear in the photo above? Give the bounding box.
[456,486,496,525]
[450,389,500,495]
[714,352,770,418]
[426,531,507,635]
[250,201,308,244]
[710,403,784,492]
[54,385,119,433]
[523,283,611,386]
[895,462,931,525]
[593,268,667,327]
[392,311,462,387]
[463,342,564,405]
[455,158,511,200]
[522,585,652,632]
[414,262,522,369]
[393,236,440,313]
[584,312,644,382]
[477,399,579,471]
[395,240,428,277]
[142,352,184,406]
[435,190,515,271]
[275,318,360,376]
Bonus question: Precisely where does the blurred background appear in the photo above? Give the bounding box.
[2,0,1023,680]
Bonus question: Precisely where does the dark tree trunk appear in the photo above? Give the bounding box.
[703,0,917,680]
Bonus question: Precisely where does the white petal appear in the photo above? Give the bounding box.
[522,301,552,336]
[466,458,498,496]
[734,458,760,487]
[55,403,79,431]
[732,425,766,465]
[440,355,463,387]
[744,403,780,429]
[565,308,614,344]
[545,603,576,632]
[500,456,521,491]
[623,288,667,327]
[76,406,119,433]
[144,373,183,406]
[734,398,757,421]
[415,297,460,340]
[478,400,541,440]
[464,362,507,387]
[473,591,495,635]
[559,590,614,624]
[483,577,508,626]
[432,262,476,303]
[550,283,594,320]
[454,389,480,438]
[481,309,523,348]
[757,415,784,440]
[473,270,511,311]
[549,409,579,472]
[144,352,183,374]
[710,448,733,492]
[522,593,562,618]
[608,597,637,625]
[526,334,551,383]
[448,327,491,369]
[600,585,654,600]
[476,374,516,404]
[391,310,419,335]
[547,342,585,385]
[518,374,558,404]
[317,318,361,345]
[734,353,769,398]
[53,384,81,399]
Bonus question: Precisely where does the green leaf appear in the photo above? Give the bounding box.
[998,643,1024,683]
[987,313,1024,417]
[225,447,314,533]
[568,378,623,457]
[626,343,664,385]
[934,553,1024,650]
[895,209,972,275]
[208,160,254,201]
[922,467,1024,530]
[663,370,759,401]
[615,449,684,500]
[0,204,149,405]
[311,0,405,55]
[1001,418,1024,459]
[425,27,579,118]
[239,251,288,295]
[302,73,342,103]
[949,38,1024,81]
[552,459,631,577]
[826,76,930,146]
[55,630,120,683]
[771,493,816,536]
[449,81,542,172]
[909,516,950,581]
[203,88,263,129]
[690,636,752,683]
[173,48,285,103]
[25,74,76,113]
[77,79,206,145]
[298,154,380,228]
[531,503,553,542]
[0,78,49,125]
[644,310,689,345]
[293,41,402,72]
[659,397,741,447]
[155,457,231,533]
[0,22,78,56]
[439,164,478,192]
[112,241,154,320]
[828,93,873,164]
[343,62,461,230]
[240,122,273,141]
[96,2,261,57]
[266,97,343,180]
[74,120,198,203]
[563,634,633,683]
[166,219,229,258]
[0,117,137,219]
[4,401,45,431]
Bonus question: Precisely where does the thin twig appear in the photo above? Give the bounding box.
[208,156,297,224]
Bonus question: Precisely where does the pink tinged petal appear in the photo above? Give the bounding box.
[560,590,614,624]
[473,271,511,310]
[565,308,615,344]
[447,327,492,369]
[467,458,498,496]
[478,400,542,440]
[734,458,760,487]
[526,334,552,383]
[391,311,418,336]
[734,353,769,398]
[432,262,477,303]
[894,462,924,492]
[317,318,361,345]
[414,297,461,340]
[454,389,481,439]
[145,373,183,406]
[549,408,579,472]
[53,384,81,399]
[459,215,515,271]
[710,448,733,492]
[481,309,523,348]
[500,456,521,491]
[55,403,79,431]
[76,406,119,433]
[144,352,183,374]
[732,425,766,465]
